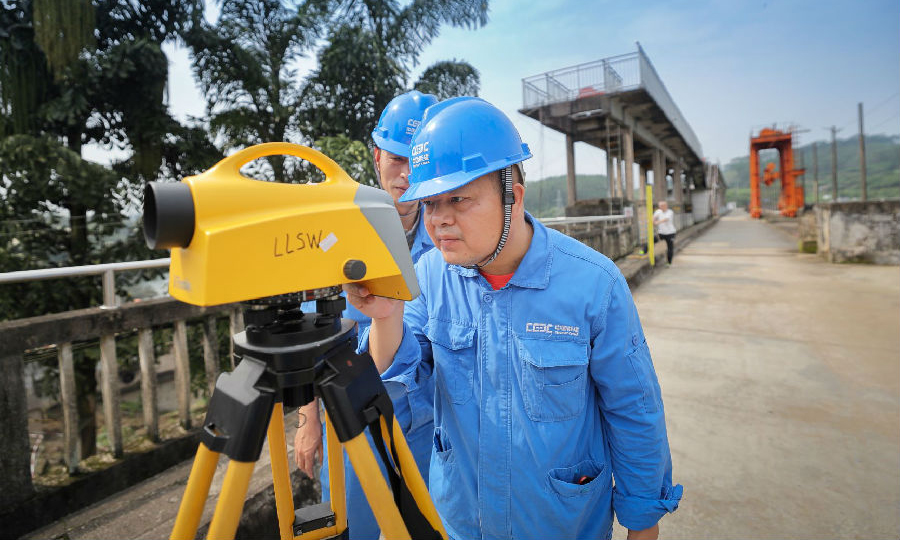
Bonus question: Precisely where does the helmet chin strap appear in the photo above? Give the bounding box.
[465,166,514,270]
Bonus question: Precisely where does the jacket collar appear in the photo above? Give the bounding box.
[448,212,552,290]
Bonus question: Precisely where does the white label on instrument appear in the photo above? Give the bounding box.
[320,232,338,252]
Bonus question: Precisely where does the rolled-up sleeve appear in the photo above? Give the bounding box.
[590,274,683,531]
[613,484,683,531]
[357,321,426,381]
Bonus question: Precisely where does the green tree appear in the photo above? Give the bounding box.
[314,134,377,186]
[298,0,489,142]
[1,0,208,285]
[185,0,324,182]
[0,0,214,460]
[414,59,480,100]
[298,22,405,143]
[190,0,486,184]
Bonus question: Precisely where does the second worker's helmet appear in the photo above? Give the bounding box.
[401,97,532,202]
[371,90,439,158]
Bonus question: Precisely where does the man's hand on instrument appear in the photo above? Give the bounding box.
[343,283,403,321]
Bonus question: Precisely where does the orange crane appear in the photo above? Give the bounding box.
[749,127,805,218]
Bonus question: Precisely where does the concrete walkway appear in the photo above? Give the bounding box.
[617,210,900,539]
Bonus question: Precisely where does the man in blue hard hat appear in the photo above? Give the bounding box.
[346,97,682,540]
[294,90,437,540]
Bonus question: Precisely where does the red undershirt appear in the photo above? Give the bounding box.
[479,270,515,290]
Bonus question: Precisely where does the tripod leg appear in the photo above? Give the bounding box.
[207,459,256,540]
[343,434,410,540]
[293,413,349,540]
[379,417,446,537]
[171,444,221,540]
[324,413,347,533]
[267,402,296,540]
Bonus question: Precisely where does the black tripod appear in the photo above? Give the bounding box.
[169,292,445,540]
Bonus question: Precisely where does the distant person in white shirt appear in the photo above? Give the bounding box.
[653,200,677,265]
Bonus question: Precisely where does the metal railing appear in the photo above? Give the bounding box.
[540,214,627,225]
[0,259,170,308]
[540,214,628,234]
[521,43,704,162]
[522,52,642,109]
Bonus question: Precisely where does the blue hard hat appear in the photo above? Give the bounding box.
[371,90,439,158]
[401,97,532,202]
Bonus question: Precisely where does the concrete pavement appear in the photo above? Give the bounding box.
[617,210,900,539]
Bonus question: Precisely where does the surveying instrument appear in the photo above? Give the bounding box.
[143,143,446,540]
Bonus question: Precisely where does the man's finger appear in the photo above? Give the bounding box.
[343,283,370,298]
[299,451,313,477]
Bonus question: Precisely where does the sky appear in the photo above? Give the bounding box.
[137,0,900,181]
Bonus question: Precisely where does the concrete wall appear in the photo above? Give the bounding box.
[0,353,33,509]
[692,189,712,222]
[546,221,636,262]
[574,196,699,244]
[565,198,626,216]
[815,200,900,264]
[552,219,636,261]
[675,207,695,231]
[798,210,818,253]
[636,204,648,242]
[559,199,636,259]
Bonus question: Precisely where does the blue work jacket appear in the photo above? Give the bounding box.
[363,213,681,540]
[314,212,435,540]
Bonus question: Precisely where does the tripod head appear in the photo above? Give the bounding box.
[201,288,372,463]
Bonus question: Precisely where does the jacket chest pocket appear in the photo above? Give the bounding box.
[426,320,476,405]
[517,337,589,422]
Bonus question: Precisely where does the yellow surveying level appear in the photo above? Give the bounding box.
[143,143,446,540]
[144,142,419,306]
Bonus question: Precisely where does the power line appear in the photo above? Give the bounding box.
[869,110,900,132]
[836,92,900,134]
[866,91,900,115]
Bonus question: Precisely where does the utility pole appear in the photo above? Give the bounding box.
[812,142,819,203]
[828,126,841,201]
[858,102,867,201]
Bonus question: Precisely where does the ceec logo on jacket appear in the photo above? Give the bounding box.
[525,321,580,337]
